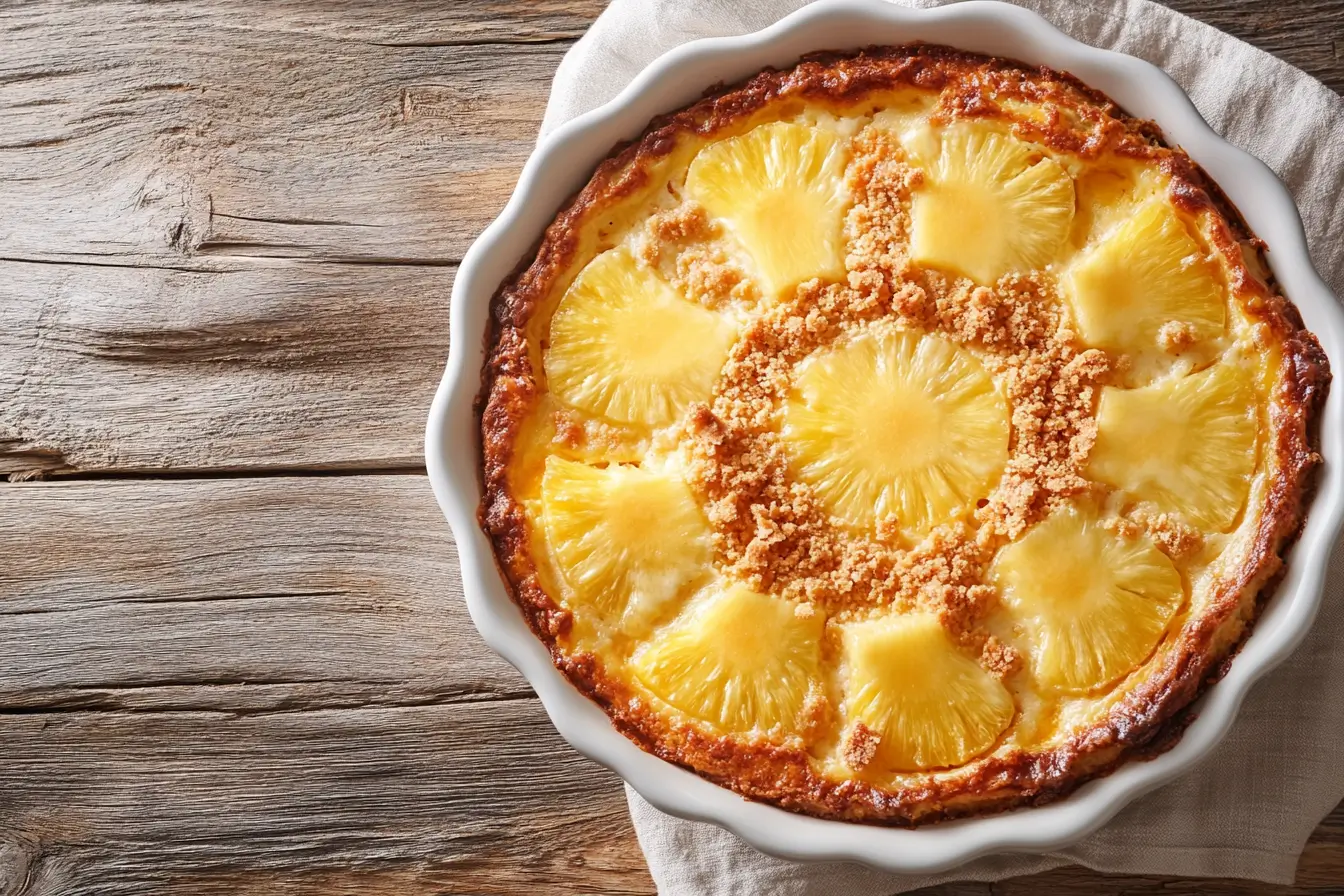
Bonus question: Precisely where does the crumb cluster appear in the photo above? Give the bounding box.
[1106,508,1205,560]
[639,202,761,309]
[1158,320,1200,353]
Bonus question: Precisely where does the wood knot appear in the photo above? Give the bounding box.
[0,832,41,896]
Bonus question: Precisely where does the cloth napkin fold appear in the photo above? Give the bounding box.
[540,2,1344,892]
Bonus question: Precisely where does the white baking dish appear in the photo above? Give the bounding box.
[426,0,1344,872]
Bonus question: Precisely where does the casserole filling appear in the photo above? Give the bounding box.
[480,46,1327,823]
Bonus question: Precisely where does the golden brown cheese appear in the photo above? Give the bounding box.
[479,45,1329,825]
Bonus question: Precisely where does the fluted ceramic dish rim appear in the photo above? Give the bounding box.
[426,0,1344,873]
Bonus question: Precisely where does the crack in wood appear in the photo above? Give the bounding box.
[0,135,70,150]
[211,213,385,229]
[0,689,537,718]
[4,464,429,484]
[365,35,578,49]
[0,442,73,482]
[113,590,350,606]
[190,245,461,267]
[0,589,358,618]
[0,255,211,274]
[0,68,83,86]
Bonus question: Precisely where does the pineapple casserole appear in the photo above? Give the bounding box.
[479,46,1329,824]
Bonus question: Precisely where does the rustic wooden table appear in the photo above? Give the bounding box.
[2,1,1341,893]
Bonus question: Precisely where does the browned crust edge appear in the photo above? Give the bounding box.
[476,44,1332,825]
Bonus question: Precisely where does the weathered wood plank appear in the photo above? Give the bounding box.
[0,10,567,268]
[1,0,607,47]
[0,261,450,477]
[3,700,1337,896]
[1,476,525,711]
[0,1,574,476]
[0,700,655,896]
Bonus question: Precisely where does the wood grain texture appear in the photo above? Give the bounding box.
[1,477,524,712]
[0,261,450,477]
[3,0,1343,894]
[0,4,574,268]
[0,701,650,896]
[0,0,584,476]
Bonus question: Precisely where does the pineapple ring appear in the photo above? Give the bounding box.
[540,456,713,628]
[1063,199,1226,357]
[842,613,1015,771]
[781,328,1009,533]
[685,121,851,297]
[905,123,1075,284]
[630,584,824,734]
[990,502,1185,693]
[544,247,738,427]
[1088,361,1258,531]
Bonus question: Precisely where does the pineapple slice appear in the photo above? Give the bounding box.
[685,121,850,296]
[630,585,823,734]
[906,123,1074,284]
[781,328,1009,532]
[544,247,737,426]
[1063,199,1225,355]
[990,502,1184,693]
[1087,362,1258,531]
[842,613,1014,771]
[541,456,712,625]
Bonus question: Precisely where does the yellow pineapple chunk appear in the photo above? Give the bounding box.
[990,502,1184,692]
[541,457,712,625]
[1063,200,1225,355]
[685,121,850,296]
[842,613,1014,771]
[781,328,1008,532]
[544,247,737,426]
[630,585,823,734]
[1088,362,1258,530]
[906,123,1074,284]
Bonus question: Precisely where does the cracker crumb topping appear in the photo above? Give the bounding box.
[676,132,1110,647]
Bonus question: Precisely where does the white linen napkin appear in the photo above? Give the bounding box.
[539,2,1344,891]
